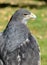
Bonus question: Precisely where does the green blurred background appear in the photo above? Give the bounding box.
[0,0,47,65]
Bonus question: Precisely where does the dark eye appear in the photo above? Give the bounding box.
[24,14,27,15]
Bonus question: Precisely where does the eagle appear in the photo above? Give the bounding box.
[0,9,40,65]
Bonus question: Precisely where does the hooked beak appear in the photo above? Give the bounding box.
[26,12,37,19]
[29,13,37,19]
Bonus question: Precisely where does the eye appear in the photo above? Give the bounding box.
[24,14,28,15]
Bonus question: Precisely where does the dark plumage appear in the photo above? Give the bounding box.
[0,9,40,65]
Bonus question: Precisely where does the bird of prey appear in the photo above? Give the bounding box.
[0,9,40,65]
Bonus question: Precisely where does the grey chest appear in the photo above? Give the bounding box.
[4,23,29,52]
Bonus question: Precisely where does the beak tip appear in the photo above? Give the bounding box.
[31,13,37,19]
[33,14,37,19]
[34,15,37,19]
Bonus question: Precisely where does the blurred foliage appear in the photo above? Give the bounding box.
[0,0,47,4]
